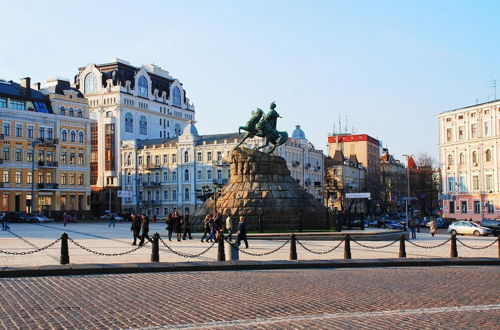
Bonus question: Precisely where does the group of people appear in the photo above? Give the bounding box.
[129,210,249,248]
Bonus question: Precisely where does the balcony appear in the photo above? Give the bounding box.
[38,160,59,167]
[38,138,59,146]
[142,181,161,187]
[37,183,59,190]
[145,163,162,170]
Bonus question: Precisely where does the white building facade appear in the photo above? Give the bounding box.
[437,99,500,221]
[120,122,324,216]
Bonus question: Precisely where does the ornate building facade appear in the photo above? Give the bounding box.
[120,122,324,216]
[0,77,91,214]
[74,58,195,214]
[437,99,500,221]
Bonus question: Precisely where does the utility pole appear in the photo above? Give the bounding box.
[30,139,41,214]
[403,154,411,228]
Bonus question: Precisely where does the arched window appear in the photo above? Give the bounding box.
[78,131,84,143]
[125,112,134,133]
[485,149,492,162]
[447,154,453,166]
[77,109,83,117]
[184,188,190,201]
[127,172,131,184]
[70,131,76,142]
[184,151,189,163]
[139,115,147,135]
[60,106,65,115]
[184,169,189,181]
[472,151,478,164]
[84,72,97,94]
[127,154,131,166]
[61,129,67,141]
[138,76,148,97]
[172,86,181,106]
[69,108,74,117]
[459,152,465,165]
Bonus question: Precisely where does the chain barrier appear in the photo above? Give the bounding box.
[405,238,451,249]
[296,238,345,255]
[351,239,399,249]
[159,237,215,258]
[226,239,290,256]
[68,238,147,256]
[0,238,61,255]
[456,238,499,250]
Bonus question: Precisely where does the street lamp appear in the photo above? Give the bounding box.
[402,154,411,229]
[30,139,42,214]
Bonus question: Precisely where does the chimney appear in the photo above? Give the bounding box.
[21,77,31,90]
[35,82,41,90]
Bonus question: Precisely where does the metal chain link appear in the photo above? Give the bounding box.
[296,238,345,255]
[68,238,147,256]
[405,238,451,249]
[351,239,399,249]
[457,238,499,250]
[0,238,61,255]
[159,237,215,258]
[226,239,290,256]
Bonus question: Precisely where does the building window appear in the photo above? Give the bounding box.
[0,97,6,108]
[459,152,465,165]
[78,132,84,143]
[78,174,84,185]
[174,123,181,137]
[459,176,466,192]
[138,76,148,97]
[15,149,22,161]
[70,131,76,142]
[38,172,44,184]
[184,151,189,163]
[172,86,181,106]
[2,122,10,136]
[486,174,493,190]
[172,154,177,163]
[473,201,480,214]
[2,170,8,183]
[458,126,464,140]
[60,106,65,115]
[447,154,453,166]
[27,125,33,138]
[447,177,454,192]
[485,149,492,162]
[27,171,32,184]
[207,169,212,180]
[15,124,22,137]
[3,148,10,160]
[487,201,494,214]
[197,170,202,180]
[15,171,21,184]
[61,130,67,141]
[139,116,147,135]
[449,201,455,213]
[69,174,75,185]
[38,127,45,139]
[78,153,84,165]
[61,152,67,164]
[473,175,479,191]
[125,112,134,133]
[69,108,74,117]
[484,121,491,136]
[69,153,75,165]
[9,100,26,110]
[472,151,478,164]
[197,152,202,162]
[163,190,169,200]
[446,128,452,142]
[47,172,52,183]
[207,152,212,162]
[84,72,97,94]
[184,188,190,201]
[163,171,168,182]
[77,109,83,118]
[47,128,53,139]
[461,201,468,213]
[470,123,477,138]
[184,169,189,181]
[172,171,177,181]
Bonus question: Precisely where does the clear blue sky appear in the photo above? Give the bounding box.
[2,0,499,163]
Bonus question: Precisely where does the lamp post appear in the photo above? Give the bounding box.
[402,154,411,229]
[30,139,42,214]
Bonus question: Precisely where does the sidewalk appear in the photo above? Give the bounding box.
[0,222,498,268]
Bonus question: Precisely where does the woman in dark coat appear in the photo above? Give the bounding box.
[173,210,182,241]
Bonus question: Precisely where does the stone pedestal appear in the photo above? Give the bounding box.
[196,147,326,231]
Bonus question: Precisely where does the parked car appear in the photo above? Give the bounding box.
[381,220,405,230]
[365,219,378,228]
[480,219,500,236]
[29,214,54,223]
[448,221,491,236]
[425,218,448,229]
[100,213,124,222]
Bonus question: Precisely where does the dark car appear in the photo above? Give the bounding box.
[480,219,500,235]
[381,220,405,230]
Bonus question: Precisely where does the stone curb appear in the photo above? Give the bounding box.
[1,258,498,278]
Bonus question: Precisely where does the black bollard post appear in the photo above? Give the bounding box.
[259,215,263,233]
[60,233,70,265]
[289,234,297,260]
[398,234,406,258]
[450,234,458,258]
[217,233,225,261]
[344,234,351,259]
[151,233,160,262]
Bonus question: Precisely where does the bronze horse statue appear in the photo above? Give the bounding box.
[236,102,288,153]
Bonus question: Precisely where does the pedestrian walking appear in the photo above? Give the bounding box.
[205,214,217,243]
[130,212,141,245]
[108,213,116,228]
[165,212,173,241]
[173,210,182,241]
[201,214,212,242]
[139,214,152,246]
[1,213,10,231]
[225,215,234,242]
[237,216,249,248]
[63,212,70,227]
[429,217,437,237]
[182,210,192,240]
[408,217,417,239]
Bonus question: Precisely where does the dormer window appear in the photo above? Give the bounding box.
[138,76,148,97]
[84,72,97,94]
[173,86,181,106]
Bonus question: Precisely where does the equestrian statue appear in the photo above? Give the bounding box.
[236,102,288,153]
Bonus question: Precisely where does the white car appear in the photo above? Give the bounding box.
[30,215,54,223]
[448,221,491,236]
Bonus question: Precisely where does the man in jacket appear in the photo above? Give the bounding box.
[139,214,152,246]
[225,215,234,242]
[182,210,192,240]
[237,216,249,248]
[130,212,141,245]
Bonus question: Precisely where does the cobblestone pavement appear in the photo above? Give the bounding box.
[0,266,498,329]
[0,223,498,267]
